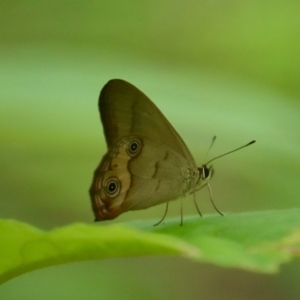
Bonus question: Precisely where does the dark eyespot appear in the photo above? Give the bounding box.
[126,138,142,157]
[105,177,121,198]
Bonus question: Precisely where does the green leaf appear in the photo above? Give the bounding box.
[1,209,300,285]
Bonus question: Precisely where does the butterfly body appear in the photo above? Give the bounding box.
[90,79,211,221]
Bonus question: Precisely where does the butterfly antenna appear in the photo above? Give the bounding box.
[205,140,256,165]
[207,183,223,216]
[154,202,169,226]
[204,135,217,161]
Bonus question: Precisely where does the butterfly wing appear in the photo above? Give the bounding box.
[90,79,199,220]
[90,136,196,220]
[99,79,196,166]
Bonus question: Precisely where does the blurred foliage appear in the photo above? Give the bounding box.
[1,210,300,285]
[1,1,300,299]
[1,1,300,96]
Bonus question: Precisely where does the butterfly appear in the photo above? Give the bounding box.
[89,79,255,225]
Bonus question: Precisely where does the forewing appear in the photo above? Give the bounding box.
[99,79,196,167]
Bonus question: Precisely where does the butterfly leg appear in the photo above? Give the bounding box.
[154,202,169,226]
[180,198,184,226]
[193,192,203,217]
[206,183,223,216]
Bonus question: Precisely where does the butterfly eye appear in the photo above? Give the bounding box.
[200,165,213,180]
[105,177,121,198]
[203,167,210,178]
[126,138,142,157]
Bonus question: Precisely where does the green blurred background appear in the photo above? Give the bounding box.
[1,1,300,299]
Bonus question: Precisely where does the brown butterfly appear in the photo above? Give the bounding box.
[89,79,255,225]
